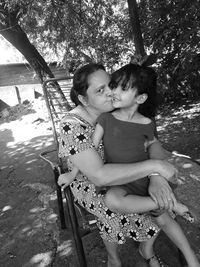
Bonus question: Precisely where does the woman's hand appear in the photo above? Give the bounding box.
[148,175,177,211]
[154,160,178,181]
[57,172,75,189]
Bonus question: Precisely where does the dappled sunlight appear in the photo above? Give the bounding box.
[25,159,40,165]
[170,120,183,125]
[57,240,73,257]
[157,100,200,159]
[29,251,53,267]
[23,182,54,194]
[9,203,57,240]
[0,113,53,147]
[0,205,13,217]
[1,134,55,174]
[0,112,67,267]
[47,213,58,221]
[7,136,53,150]
[30,207,46,213]
[182,163,193,169]
[176,176,186,185]
[171,103,200,117]
[2,205,12,212]
[21,225,32,234]
[189,173,200,181]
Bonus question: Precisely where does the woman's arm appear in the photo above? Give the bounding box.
[59,118,176,188]
[92,123,104,148]
[58,123,104,189]
[147,138,177,210]
[69,148,176,187]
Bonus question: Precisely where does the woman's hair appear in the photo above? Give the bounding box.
[110,63,158,118]
[70,63,105,106]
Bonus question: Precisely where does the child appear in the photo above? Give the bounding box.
[59,64,199,267]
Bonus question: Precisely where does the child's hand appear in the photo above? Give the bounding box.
[57,172,75,189]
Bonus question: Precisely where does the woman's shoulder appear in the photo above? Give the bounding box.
[61,113,78,124]
[61,112,88,126]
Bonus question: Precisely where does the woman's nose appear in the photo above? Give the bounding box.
[105,87,112,97]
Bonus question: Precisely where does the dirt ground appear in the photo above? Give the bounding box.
[0,100,200,267]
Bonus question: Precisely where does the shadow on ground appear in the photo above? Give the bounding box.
[0,102,200,267]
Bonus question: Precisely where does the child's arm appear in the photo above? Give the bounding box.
[92,123,104,148]
[147,138,170,160]
[58,167,79,189]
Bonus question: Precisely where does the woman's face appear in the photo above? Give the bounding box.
[86,69,114,113]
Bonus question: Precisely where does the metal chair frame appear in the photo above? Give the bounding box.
[41,77,88,266]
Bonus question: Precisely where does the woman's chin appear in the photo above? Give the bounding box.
[112,103,120,109]
[103,103,114,112]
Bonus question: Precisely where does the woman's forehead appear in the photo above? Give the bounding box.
[88,69,110,84]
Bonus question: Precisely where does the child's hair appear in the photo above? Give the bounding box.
[110,63,158,118]
[70,63,105,106]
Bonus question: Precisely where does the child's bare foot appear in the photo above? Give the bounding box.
[173,202,195,223]
[173,202,189,215]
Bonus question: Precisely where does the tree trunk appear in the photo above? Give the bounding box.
[127,0,145,57]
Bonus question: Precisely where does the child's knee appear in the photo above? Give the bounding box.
[155,212,170,227]
[105,188,125,212]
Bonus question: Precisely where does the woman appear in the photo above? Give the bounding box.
[58,63,177,267]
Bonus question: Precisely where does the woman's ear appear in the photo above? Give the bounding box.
[78,95,89,106]
[137,93,148,104]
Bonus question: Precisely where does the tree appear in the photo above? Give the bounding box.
[139,0,200,100]
[1,0,199,103]
[2,0,135,71]
[127,0,145,57]
[0,1,71,110]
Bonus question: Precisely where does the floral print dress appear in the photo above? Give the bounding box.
[59,113,160,244]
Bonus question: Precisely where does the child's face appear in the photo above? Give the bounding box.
[112,85,139,109]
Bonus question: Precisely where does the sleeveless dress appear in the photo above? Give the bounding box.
[59,113,160,244]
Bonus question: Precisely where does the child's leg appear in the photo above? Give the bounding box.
[105,187,194,222]
[104,187,158,213]
[155,212,200,267]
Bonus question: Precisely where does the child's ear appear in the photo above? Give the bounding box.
[78,95,89,106]
[137,93,148,104]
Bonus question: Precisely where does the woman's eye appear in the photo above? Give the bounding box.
[98,88,104,94]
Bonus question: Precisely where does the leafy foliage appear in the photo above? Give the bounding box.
[1,0,200,102]
[1,0,135,71]
[139,0,200,101]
